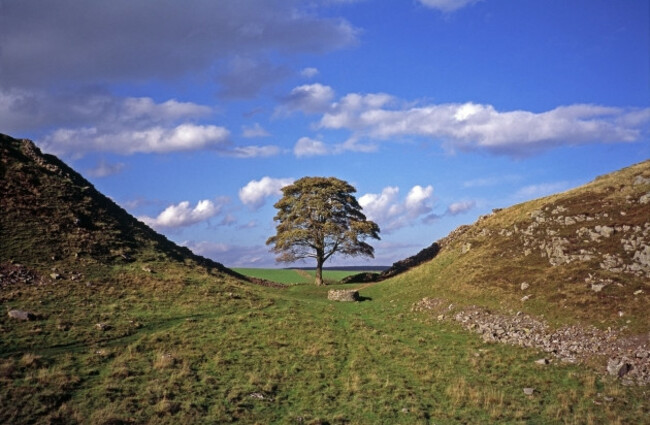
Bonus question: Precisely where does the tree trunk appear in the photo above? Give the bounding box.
[315,255,324,286]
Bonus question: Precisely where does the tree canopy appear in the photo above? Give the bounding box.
[266,177,380,285]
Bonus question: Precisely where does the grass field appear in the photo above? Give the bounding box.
[233,268,374,285]
[1,262,647,424]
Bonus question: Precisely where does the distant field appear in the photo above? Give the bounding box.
[233,268,376,284]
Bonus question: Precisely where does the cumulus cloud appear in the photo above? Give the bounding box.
[294,137,331,157]
[418,0,482,12]
[293,135,378,158]
[0,90,211,136]
[239,176,294,210]
[359,185,434,232]
[0,1,358,90]
[139,199,225,229]
[277,83,336,116]
[318,95,650,157]
[41,123,231,156]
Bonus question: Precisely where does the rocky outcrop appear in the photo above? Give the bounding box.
[413,297,650,385]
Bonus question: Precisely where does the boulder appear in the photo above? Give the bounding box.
[7,309,37,321]
[328,289,360,302]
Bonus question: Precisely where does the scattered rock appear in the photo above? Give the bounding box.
[328,289,360,302]
[50,272,61,280]
[523,388,535,396]
[141,266,153,273]
[461,243,472,254]
[535,358,550,365]
[520,282,530,291]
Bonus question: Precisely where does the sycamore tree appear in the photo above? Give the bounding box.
[266,177,380,286]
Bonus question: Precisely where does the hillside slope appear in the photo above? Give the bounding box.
[377,159,650,383]
[0,133,236,278]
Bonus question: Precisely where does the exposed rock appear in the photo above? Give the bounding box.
[95,322,111,331]
[634,175,650,186]
[413,298,650,385]
[523,388,535,396]
[640,193,650,205]
[328,289,360,302]
[7,309,38,321]
[461,243,472,254]
[535,358,550,365]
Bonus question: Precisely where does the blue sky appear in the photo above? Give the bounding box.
[1,0,648,267]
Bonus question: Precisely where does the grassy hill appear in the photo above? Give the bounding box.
[1,133,649,423]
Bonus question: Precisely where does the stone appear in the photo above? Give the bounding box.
[7,309,37,321]
[461,243,472,254]
[523,388,535,396]
[95,322,110,331]
[535,358,549,365]
[607,358,632,377]
[640,193,650,205]
[520,282,530,291]
[328,289,360,302]
[50,272,61,280]
[591,283,606,292]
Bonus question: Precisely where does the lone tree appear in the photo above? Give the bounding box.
[266,177,380,286]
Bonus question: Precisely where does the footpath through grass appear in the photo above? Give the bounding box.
[1,263,647,424]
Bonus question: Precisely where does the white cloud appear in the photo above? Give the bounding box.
[277,83,336,116]
[0,90,212,137]
[239,176,294,210]
[41,123,231,156]
[446,200,476,215]
[294,137,331,157]
[359,184,434,232]
[405,185,434,217]
[242,123,270,138]
[418,0,482,12]
[318,96,650,157]
[228,145,281,158]
[139,199,225,229]
[300,67,320,78]
[86,159,125,178]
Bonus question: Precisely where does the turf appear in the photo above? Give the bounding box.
[1,265,647,424]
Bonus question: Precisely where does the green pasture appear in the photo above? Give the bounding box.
[1,261,647,424]
[233,268,375,285]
